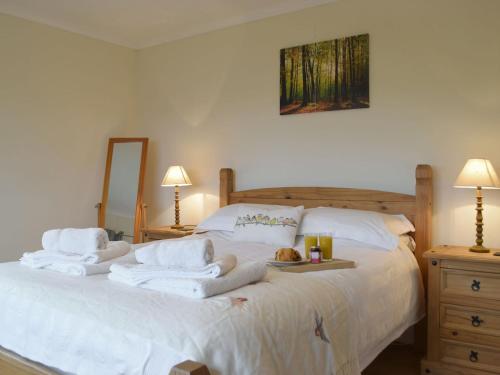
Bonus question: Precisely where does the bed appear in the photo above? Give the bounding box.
[0,165,433,375]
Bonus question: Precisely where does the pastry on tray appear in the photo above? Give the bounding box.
[274,248,302,262]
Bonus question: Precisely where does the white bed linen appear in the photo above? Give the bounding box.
[0,232,424,375]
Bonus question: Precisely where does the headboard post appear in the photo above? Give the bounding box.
[220,168,234,207]
[415,164,433,283]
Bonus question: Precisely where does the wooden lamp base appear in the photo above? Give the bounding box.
[470,245,490,253]
[470,186,490,253]
[172,185,185,230]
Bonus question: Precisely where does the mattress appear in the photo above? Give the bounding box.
[0,233,424,375]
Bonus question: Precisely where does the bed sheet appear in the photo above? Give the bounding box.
[0,233,424,374]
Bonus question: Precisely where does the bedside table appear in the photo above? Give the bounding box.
[142,225,196,242]
[421,246,500,375]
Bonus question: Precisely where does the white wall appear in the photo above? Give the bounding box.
[0,14,137,260]
[136,0,500,249]
[2,0,500,260]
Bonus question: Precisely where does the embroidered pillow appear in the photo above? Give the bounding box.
[232,206,304,247]
[197,203,294,232]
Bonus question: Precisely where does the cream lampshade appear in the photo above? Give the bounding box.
[454,159,500,252]
[161,166,192,229]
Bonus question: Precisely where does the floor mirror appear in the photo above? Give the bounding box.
[97,138,148,243]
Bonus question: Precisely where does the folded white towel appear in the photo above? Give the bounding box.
[83,241,131,263]
[109,254,237,285]
[42,228,109,254]
[45,256,130,276]
[108,261,267,299]
[20,252,133,276]
[135,238,214,268]
[21,241,131,266]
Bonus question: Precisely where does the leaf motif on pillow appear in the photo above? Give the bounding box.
[235,214,298,228]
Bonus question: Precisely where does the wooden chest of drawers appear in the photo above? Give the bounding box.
[422,246,500,375]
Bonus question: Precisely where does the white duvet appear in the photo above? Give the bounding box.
[0,232,424,375]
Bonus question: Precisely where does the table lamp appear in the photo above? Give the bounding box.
[161,166,192,229]
[454,159,500,252]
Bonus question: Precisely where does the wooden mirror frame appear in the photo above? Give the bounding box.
[98,138,148,243]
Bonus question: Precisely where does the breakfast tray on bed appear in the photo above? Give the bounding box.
[268,259,355,273]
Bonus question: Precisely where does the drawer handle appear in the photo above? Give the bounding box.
[469,350,479,363]
[471,280,481,292]
[471,315,484,327]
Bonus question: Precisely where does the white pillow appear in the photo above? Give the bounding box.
[383,214,415,235]
[298,207,414,250]
[197,203,294,232]
[233,205,304,247]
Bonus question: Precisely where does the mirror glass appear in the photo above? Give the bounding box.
[100,139,148,243]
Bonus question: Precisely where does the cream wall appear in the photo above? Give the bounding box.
[136,0,500,249]
[2,0,500,261]
[0,14,137,260]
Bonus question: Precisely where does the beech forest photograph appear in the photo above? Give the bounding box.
[280,34,369,115]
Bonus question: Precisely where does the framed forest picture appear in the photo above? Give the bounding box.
[280,33,369,115]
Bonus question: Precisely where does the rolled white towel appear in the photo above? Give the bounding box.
[135,238,214,268]
[109,261,267,299]
[21,241,131,266]
[42,228,109,254]
[20,251,134,277]
[110,254,237,285]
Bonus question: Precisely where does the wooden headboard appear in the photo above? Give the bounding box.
[219,165,433,279]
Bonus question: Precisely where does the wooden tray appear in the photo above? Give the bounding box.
[268,258,355,273]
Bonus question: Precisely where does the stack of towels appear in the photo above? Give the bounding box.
[21,228,131,276]
[109,237,267,299]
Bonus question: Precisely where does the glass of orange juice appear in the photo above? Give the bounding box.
[304,233,318,259]
[319,233,333,260]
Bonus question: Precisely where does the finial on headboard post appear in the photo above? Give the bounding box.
[415,164,433,284]
[220,168,234,207]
